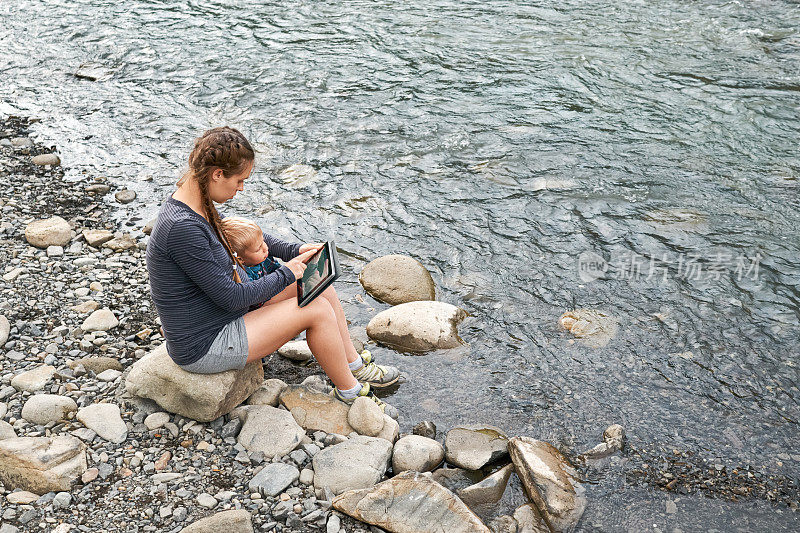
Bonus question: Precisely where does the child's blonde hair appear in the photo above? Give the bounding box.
[220,216,263,254]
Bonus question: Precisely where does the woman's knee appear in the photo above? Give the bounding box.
[305,295,336,323]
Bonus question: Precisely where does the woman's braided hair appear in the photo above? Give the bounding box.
[178,126,255,282]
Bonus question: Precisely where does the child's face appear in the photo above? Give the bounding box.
[239,240,269,266]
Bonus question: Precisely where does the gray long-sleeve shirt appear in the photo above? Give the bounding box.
[146,196,300,366]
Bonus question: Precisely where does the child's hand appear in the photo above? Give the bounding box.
[286,249,317,280]
[299,242,324,255]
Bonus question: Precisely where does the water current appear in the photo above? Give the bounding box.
[2,0,799,530]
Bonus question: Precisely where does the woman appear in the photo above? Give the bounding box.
[146,127,399,417]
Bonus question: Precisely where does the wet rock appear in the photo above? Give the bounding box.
[115,189,136,204]
[279,163,318,188]
[21,395,78,425]
[458,463,514,507]
[359,254,436,305]
[366,301,467,352]
[31,153,60,166]
[508,437,586,533]
[77,403,127,443]
[126,344,263,422]
[280,384,354,435]
[246,378,288,407]
[68,356,122,373]
[236,405,304,459]
[277,339,313,362]
[488,514,519,533]
[11,365,56,392]
[558,309,618,348]
[82,229,114,247]
[248,462,300,497]
[74,61,113,81]
[180,509,254,533]
[25,216,71,248]
[603,424,625,449]
[312,435,393,495]
[81,308,119,332]
[333,470,490,532]
[392,435,444,473]
[513,504,549,533]
[444,425,509,470]
[412,420,436,440]
[0,436,87,493]
[0,315,9,346]
[347,396,385,437]
[103,233,137,251]
[0,421,16,440]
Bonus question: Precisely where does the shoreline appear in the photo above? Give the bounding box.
[0,115,797,532]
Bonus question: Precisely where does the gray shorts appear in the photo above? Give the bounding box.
[178,317,249,374]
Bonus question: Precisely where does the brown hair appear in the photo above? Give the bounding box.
[178,126,255,282]
[220,216,263,255]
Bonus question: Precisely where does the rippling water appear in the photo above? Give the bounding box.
[2,0,799,529]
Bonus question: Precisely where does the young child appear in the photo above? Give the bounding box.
[219,216,284,285]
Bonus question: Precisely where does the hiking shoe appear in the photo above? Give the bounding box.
[352,353,400,388]
[333,383,399,420]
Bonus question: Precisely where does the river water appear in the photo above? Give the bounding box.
[2,0,799,530]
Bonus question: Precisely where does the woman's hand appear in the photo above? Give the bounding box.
[299,242,324,255]
[285,249,318,280]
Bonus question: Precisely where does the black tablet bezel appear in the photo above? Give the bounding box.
[296,240,340,308]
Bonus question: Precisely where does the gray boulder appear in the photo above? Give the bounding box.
[237,405,304,459]
[21,395,78,425]
[312,435,393,495]
[508,437,586,533]
[366,301,467,352]
[125,343,263,422]
[25,216,71,248]
[0,436,87,493]
[332,470,490,532]
[391,435,444,473]
[359,255,436,305]
[444,425,509,470]
[180,510,254,533]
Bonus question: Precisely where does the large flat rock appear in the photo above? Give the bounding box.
[333,470,490,533]
[508,437,586,533]
[125,344,263,422]
[312,435,392,495]
[0,436,87,493]
[279,384,354,435]
[366,301,466,352]
[444,425,509,471]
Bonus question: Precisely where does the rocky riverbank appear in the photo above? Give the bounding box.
[1,115,796,533]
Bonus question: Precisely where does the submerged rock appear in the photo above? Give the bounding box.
[25,216,71,248]
[332,470,490,532]
[125,344,263,422]
[0,436,87,493]
[279,384,354,435]
[279,163,318,188]
[558,309,618,348]
[312,435,392,495]
[444,425,509,470]
[359,254,436,305]
[366,301,467,352]
[508,437,586,533]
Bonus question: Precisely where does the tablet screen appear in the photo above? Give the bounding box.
[298,244,332,300]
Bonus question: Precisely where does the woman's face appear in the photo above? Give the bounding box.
[208,161,253,203]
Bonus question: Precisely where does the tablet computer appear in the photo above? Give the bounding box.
[297,241,341,308]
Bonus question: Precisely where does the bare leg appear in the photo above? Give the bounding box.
[242,296,358,390]
[263,283,360,364]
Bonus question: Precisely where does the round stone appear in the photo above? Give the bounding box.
[359,255,436,305]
